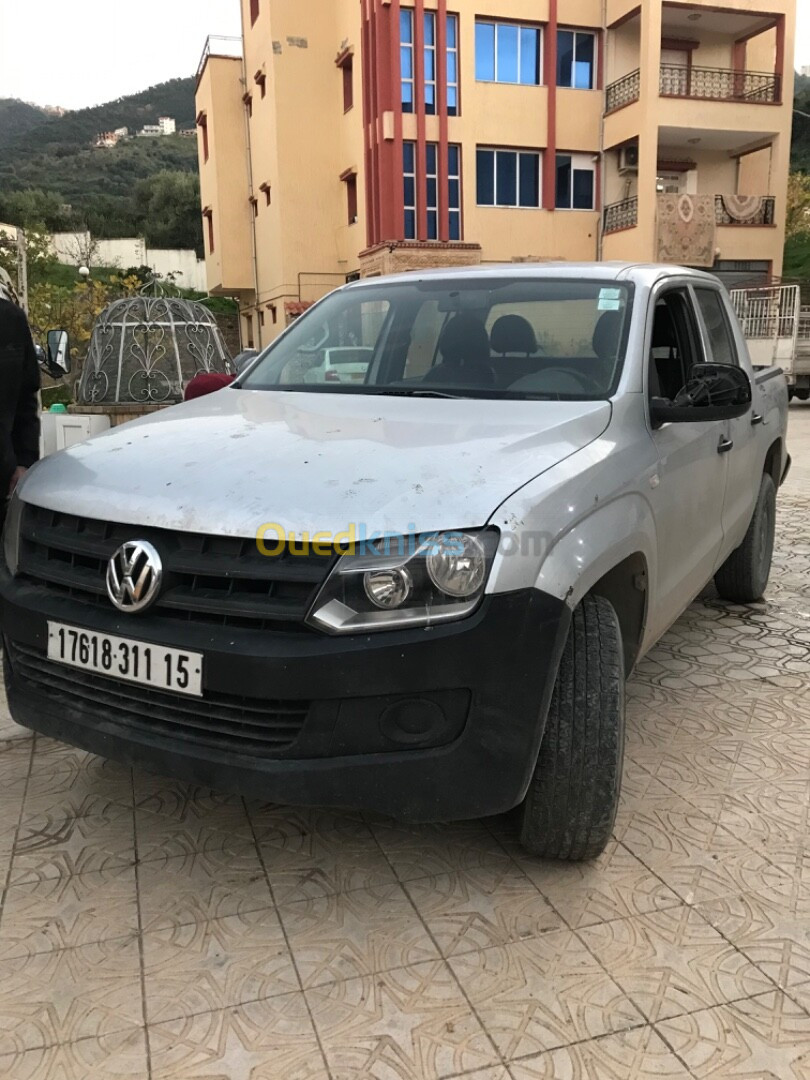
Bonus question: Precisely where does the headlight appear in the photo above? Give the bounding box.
[307,529,498,634]
[2,491,23,576]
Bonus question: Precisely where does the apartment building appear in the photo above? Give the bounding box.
[196,0,795,347]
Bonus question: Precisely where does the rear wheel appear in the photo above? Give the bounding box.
[796,389,810,402]
[714,473,776,603]
[518,594,625,861]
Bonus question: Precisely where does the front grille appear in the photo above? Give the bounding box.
[7,641,311,755]
[18,506,337,630]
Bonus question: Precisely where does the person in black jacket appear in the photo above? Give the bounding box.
[0,295,40,530]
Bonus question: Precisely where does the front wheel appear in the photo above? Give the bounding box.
[714,473,776,603]
[518,594,625,861]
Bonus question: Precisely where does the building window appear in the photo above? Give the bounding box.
[243,93,253,118]
[342,55,354,111]
[447,15,459,115]
[203,209,214,253]
[475,21,542,85]
[269,304,278,324]
[401,10,415,113]
[477,148,541,208]
[555,153,596,209]
[424,13,437,114]
[197,113,209,162]
[557,30,596,89]
[250,0,259,26]
[343,171,358,225]
[255,70,267,98]
[245,313,254,349]
[260,182,271,205]
[426,143,439,239]
[404,141,417,238]
[449,144,462,239]
[250,195,259,218]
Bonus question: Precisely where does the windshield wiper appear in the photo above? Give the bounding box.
[373,389,465,399]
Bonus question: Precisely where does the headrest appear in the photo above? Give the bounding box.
[490,314,537,356]
[437,314,490,365]
[592,311,623,361]
[651,306,677,350]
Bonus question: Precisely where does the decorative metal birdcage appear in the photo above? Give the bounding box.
[77,290,233,406]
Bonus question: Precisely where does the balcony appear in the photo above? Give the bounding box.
[660,65,781,104]
[196,35,243,87]
[605,65,781,115]
[602,194,775,236]
[603,197,638,234]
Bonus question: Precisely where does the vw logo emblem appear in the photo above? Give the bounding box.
[106,541,163,614]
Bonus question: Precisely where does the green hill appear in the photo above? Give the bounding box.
[0,78,201,250]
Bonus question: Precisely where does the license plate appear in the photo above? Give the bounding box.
[47,622,203,698]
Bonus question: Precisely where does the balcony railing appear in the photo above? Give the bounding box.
[660,65,781,103]
[603,197,639,234]
[715,195,776,226]
[606,70,641,114]
[196,35,243,86]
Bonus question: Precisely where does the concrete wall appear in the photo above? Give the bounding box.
[50,233,209,292]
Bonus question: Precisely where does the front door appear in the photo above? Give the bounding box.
[644,288,730,640]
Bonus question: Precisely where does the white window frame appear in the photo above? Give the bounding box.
[476,21,544,86]
[404,140,417,239]
[424,12,437,115]
[426,143,439,240]
[555,151,597,211]
[448,144,462,239]
[477,147,542,209]
[401,9,415,113]
[447,14,460,115]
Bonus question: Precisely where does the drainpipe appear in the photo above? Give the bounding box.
[239,0,262,348]
[597,0,607,261]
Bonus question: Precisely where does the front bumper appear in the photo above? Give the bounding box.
[0,566,570,822]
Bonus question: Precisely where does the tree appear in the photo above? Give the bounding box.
[0,227,57,289]
[786,173,810,240]
[0,188,67,231]
[134,171,203,256]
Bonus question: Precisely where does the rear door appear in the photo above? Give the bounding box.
[644,286,730,639]
[692,286,759,556]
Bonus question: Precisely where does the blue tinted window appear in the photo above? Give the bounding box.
[574,33,595,89]
[447,52,457,83]
[403,142,415,173]
[404,210,416,239]
[449,179,460,208]
[400,10,413,43]
[402,82,413,111]
[557,30,574,87]
[497,24,519,84]
[426,144,437,173]
[424,12,435,44]
[447,86,458,113]
[403,176,416,208]
[448,145,460,174]
[477,150,495,205]
[427,212,438,240]
[447,14,457,47]
[400,46,413,78]
[449,212,461,240]
[572,168,594,209]
[496,150,518,205]
[520,28,540,85]
[555,155,571,208]
[476,23,496,81]
[427,179,438,207]
[519,153,540,207]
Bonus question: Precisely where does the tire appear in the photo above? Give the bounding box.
[796,390,810,402]
[518,594,625,861]
[714,473,776,603]
[788,388,795,402]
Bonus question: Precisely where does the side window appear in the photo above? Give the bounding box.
[403,301,448,379]
[648,290,704,400]
[694,288,739,366]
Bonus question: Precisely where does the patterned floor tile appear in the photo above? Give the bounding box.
[449,932,643,1060]
[279,880,439,988]
[136,805,258,865]
[695,885,810,990]
[0,935,142,1054]
[143,908,299,1024]
[404,864,563,958]
[10,801,136,885]
[0,1026,148,1080]
[0,865,139,958]
[656,991,810,1078]
[24,742,131,805]
[0,738,33,801]
[137,847,273,933]
[307,959,499,1080]
[148,996,328,1079]
[579,905,773,1024]
[372,820,515,885]
[512,841,681,931]
[508,1025,689,1079]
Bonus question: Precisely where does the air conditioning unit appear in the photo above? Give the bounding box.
[618,144,639,174]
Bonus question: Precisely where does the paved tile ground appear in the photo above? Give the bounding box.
[0,405,809,1079]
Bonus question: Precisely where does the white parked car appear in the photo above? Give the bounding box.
[303,346,373,385]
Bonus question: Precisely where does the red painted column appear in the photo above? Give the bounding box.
[542,0,558,211]
[360,0,376,247]
[414,0,428,241]
[436,0,450,243]
[391,0,404,241]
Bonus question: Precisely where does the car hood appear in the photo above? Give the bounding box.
[22,391,612,538]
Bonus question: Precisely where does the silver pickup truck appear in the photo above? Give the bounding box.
[1,264,790,861]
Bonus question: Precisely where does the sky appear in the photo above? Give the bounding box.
[0,0,808,112]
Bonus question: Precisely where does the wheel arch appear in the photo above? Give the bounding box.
[763,438,783,489]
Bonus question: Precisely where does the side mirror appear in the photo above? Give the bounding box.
[651,363,752,426]
[46,329,71,375]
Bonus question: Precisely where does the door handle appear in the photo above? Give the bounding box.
[751,413,765,426]
[718,436,734,454]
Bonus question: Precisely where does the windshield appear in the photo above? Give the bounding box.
[241,277,634,400]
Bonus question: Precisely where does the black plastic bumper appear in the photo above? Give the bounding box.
[1,567,570,822]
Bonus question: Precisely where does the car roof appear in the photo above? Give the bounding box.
[343,262,720,291]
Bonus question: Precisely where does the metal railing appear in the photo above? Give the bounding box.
[196,35,243,85]
[729,285,800,341]
[605,69,641,114]
[714,196,776,226]
[603,197,638,234]
[659,65,781,103]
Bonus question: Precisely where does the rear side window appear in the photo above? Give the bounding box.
[695,289,738,367]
